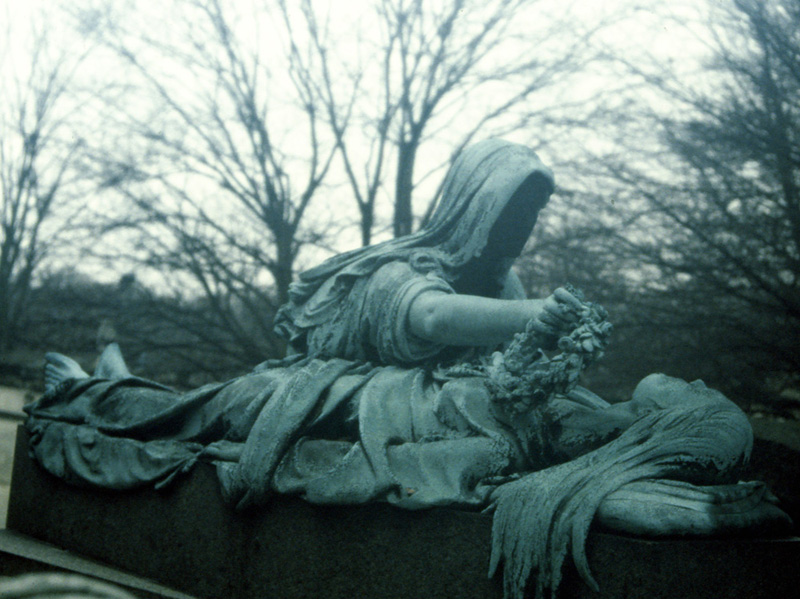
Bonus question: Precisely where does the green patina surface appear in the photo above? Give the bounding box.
[23,140,791,599]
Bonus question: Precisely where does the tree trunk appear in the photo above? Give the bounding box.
[274,225,295,309]
[360,204,374,247]
[393,141,416,238]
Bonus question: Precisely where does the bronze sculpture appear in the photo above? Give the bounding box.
[27,139,790,599]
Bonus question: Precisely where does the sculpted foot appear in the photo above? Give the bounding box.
[44,353,90,393]
[94,343,132,380]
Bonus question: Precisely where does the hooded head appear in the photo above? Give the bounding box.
[423,139,553,269]
[275,139,554,340]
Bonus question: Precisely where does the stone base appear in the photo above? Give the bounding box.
[7,426,800,599]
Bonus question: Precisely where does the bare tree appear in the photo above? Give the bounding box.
[65,0,630,373]
[281,0,607,244]
[570,0,800,405]
[0,14,87,351]
[76,0,338,365]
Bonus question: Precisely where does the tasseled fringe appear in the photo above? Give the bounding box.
[488,404,750,599]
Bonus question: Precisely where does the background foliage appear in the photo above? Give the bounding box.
[1,0,798,412]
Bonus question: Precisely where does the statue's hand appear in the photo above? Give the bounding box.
[535,287,582,337]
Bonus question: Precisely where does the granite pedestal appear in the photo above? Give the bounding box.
[6,427,800,598]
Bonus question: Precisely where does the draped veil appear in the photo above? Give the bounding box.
[274,139,555,345]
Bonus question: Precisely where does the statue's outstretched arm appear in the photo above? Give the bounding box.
[408,288,580,347]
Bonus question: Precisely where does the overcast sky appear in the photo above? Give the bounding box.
[2,0,720,284]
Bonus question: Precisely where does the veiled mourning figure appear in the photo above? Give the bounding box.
[28,140,790,599]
